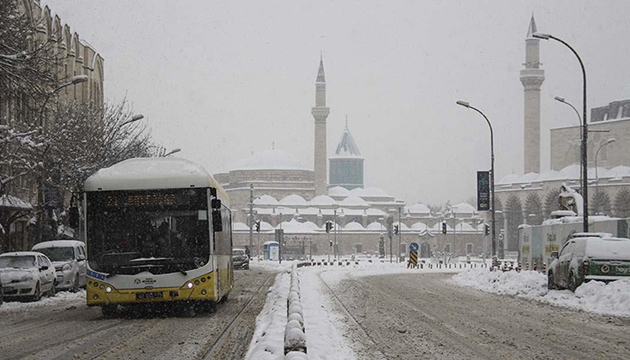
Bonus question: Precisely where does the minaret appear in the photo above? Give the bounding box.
[312,55,330,195]
[520,15,545,174]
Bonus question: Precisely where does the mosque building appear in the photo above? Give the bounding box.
[216,57,485,258]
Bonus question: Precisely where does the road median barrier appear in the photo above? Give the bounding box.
[284,264,307,358]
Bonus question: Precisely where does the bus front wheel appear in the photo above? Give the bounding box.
[102,304,118,318]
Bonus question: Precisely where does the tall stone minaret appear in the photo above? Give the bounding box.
[312,55,330,195]
[520,15,545,174]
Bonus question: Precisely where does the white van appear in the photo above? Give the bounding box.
[32,240,87,291]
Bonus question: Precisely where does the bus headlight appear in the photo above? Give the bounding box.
[106,287,112,293]
[187,282,193,289]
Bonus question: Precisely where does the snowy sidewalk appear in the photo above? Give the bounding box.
[452,268,630,317]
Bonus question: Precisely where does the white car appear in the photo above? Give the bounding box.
[0,252,57,301]
[33,240,87,291]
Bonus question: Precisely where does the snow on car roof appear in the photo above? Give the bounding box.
[584,238,630,260]
[33,240,85,249]
[0,251,45,257]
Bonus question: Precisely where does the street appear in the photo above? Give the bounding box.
[0,270,273,360]
[321,272,630,360]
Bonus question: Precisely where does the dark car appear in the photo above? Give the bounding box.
[232,248,250,270]
[548,236,630,291]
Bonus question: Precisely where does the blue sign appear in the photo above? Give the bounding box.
[87,269,106,281]
[409,242,419,252]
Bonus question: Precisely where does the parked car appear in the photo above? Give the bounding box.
[232,248,250,270]
[0,252,57,301]
[548,237,630,291]
[32,240,87,291]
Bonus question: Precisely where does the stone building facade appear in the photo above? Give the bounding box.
[0,1,104,251]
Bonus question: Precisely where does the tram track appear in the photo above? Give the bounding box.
[201,273,274,360]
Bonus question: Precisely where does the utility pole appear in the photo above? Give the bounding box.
[249,184,253,258]
[387,215,393,263]
[333,209,337,259]
[398,207,402,263]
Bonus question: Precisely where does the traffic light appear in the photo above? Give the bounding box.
[484,223,490,236]
[255,220,261,232]
[329,239,333,247]
[441,222,447,235]
[325,221,332,233]
[394,225,399,235]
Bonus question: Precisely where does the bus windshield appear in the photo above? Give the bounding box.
[86,188,210,275]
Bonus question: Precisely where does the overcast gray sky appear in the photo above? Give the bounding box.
[43,0,630,206]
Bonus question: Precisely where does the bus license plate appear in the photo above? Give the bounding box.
[136,292,163,300]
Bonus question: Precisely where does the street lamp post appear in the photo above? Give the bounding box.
[456,100,497,262]
[534,32,588,232]
[162,148,181,157]
[595,139,615,195]
[39,75,89,127]
[554,96,583,194]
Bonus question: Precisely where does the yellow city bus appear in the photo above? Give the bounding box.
[82,157,233,316]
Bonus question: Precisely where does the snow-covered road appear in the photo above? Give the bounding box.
[0,269,273,360]
[311,267,630,359]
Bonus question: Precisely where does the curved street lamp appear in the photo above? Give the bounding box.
[534,31,589,231]
[162,148,181,157]
[456,100,497,261]
[554,96,583,194]
[595,138,615,194]
[39,75,89,127]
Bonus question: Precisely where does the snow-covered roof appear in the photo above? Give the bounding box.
[452,203,476,215]
[32,240,84,249]
[0,251,45,257]
[233,222,249,231]
[84,158,223,194]
[229,149,308,171]
[259,221,274,231]
[343,221,365,231]
[0,194,33,210]
[497,164,630,185]
[279,194,308,206]
[454,222,476,232]
[254,195,279,205]
[366,208,387,216]
[328,186,350,197]
[340,196,369,207]
[331,123,362,159]
[310,195,337,206]
[411,222,429,230]
[276,219,317,234]
[407,203,430,215]
[366,221,383,231]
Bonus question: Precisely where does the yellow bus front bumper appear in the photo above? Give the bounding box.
[86,271,217,306]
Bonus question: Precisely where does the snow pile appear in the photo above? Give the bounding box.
[250,259,295,271]
[452,269,630,317]
[452,268,548,297]
[0,290,86,312]
[246,272,290,360]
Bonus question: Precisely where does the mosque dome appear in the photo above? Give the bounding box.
[229,149,307,171]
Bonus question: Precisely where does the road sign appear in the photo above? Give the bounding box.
[477,171,490,211]
[408,242,419,267]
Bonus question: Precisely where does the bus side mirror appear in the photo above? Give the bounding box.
[211,199,221,209]
[550,251,559,260]
[212,210,223,232]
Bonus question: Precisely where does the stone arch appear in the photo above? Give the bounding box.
[592,190,612,216]
[525,193,543,225]
[544,189,561,218]
[505,195,523,252]
[614,188,630,218]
